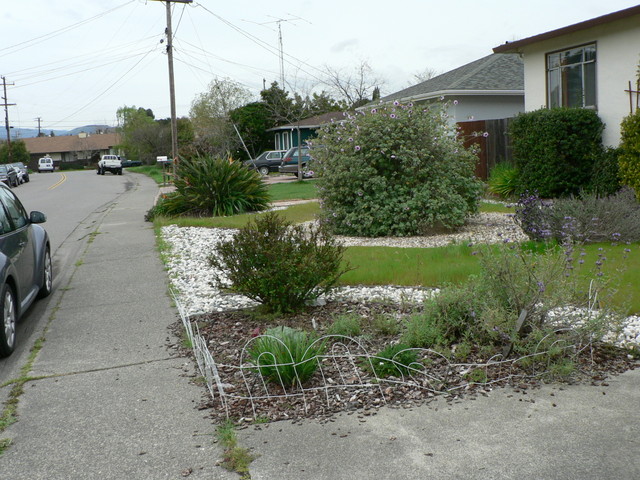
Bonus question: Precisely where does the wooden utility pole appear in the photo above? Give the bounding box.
[153,0,192,164]
[1,76,16,162]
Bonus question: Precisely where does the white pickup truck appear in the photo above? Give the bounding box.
[97,155,123,175]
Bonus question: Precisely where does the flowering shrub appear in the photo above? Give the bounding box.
[312,102,483,237]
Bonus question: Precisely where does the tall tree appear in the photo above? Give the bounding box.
[189,78,254,156]
[321,61,384,109]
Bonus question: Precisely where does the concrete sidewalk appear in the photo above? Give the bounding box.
[239,367,640,479]
[1,174,234,479]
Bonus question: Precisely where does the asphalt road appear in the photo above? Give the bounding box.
[0,169,135,386]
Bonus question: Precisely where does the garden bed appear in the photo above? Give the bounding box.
[175,300,636,424]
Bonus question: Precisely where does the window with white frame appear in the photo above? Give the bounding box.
[282,131,290,150]
[547,44,596,109]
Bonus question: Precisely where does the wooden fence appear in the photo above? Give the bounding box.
[457,118,514,180]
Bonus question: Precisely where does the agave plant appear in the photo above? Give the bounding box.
[158,155,271,217]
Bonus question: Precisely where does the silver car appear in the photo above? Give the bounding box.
[0,183,52,357]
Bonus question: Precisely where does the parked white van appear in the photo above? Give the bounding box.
[38,157,54,173]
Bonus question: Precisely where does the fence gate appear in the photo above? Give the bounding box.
[457,118,513,180]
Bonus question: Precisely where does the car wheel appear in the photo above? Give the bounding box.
[258,166,269,176]
[0,284,17,358]
[37,249,53,299]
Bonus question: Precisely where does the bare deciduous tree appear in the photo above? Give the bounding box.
[321,61,384,108]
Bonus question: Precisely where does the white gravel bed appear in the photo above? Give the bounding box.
[160,213,639,349]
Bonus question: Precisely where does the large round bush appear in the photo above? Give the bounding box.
[510,108,604,198]
[313,103,482,237]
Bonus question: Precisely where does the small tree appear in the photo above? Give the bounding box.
[0,140,30,164]
[619,109,640,199]
[313,101,483,237]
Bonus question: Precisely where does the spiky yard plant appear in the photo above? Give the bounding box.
[154,154,270,217]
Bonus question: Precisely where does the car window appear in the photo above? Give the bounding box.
[0,202,11,235]
[0,188,28,230]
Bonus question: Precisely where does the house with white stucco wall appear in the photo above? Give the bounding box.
[494,5,640,147]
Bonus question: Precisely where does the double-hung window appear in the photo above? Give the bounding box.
[547,44,596,109]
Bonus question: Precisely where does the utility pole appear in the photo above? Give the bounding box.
[35,117,42,136]
[153,0,192,164]
[1,76,16,162]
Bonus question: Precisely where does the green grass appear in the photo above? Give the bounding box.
[154,201,320,229]
[128,164,170,184]
[479,201,513,213]
[267,179,318,201]
[341,244,478,287]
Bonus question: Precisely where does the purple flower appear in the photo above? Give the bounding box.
[390,114,396,119]
[483,132,489,138]
[393,100,400,106]
[355,145,361,151]
[371,108,377,114]
[453,100,458,105]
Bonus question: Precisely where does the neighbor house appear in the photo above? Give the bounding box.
[268,111,346,151]
[373,53,524,178]
[493,5,640,146]
[376,53,524,123]
[21,132,121,169]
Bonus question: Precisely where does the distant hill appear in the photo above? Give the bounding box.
[8,125,114,140]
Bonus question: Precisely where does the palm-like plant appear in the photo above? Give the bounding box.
[160,155,271,217]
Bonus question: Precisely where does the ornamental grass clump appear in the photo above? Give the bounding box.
[248,326,325,387]
[148,154,270,219]
[210,212,349,314]
[313,102,483,237]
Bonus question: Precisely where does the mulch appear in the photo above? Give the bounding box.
[170,300,638,424]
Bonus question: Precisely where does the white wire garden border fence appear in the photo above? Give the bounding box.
[173,290,602,421]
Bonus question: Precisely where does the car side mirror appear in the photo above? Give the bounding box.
[30,211,47,224]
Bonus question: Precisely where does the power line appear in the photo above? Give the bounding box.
[0,0,138,59]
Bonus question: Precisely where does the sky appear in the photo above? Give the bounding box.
[2,0,639,133]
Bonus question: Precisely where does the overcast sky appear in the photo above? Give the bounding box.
[2,0,639,133]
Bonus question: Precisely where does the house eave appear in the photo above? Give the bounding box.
[372,89,523,108]
[493,5,640,53]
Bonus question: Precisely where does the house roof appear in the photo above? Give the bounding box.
[493,5,640,53]
[269,111,347,131]
[377,53,523,105]
[21,133,121,155]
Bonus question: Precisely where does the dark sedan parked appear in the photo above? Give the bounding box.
[0,183,52,357]
[120,158,143,167]
[244,150,286,176]
[0,165,19,188]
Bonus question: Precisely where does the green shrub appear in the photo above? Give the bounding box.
[326,315,361,337]
[249,326,325,387]
[487,163,520,198]
[619,110,640,199]
[510,108,604,197]
[589,147,620,196]
[364,344,418,378]
[149,154,270,219]
[313,102,483,237]
[209,212,349,313]
[402,283,495,348]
